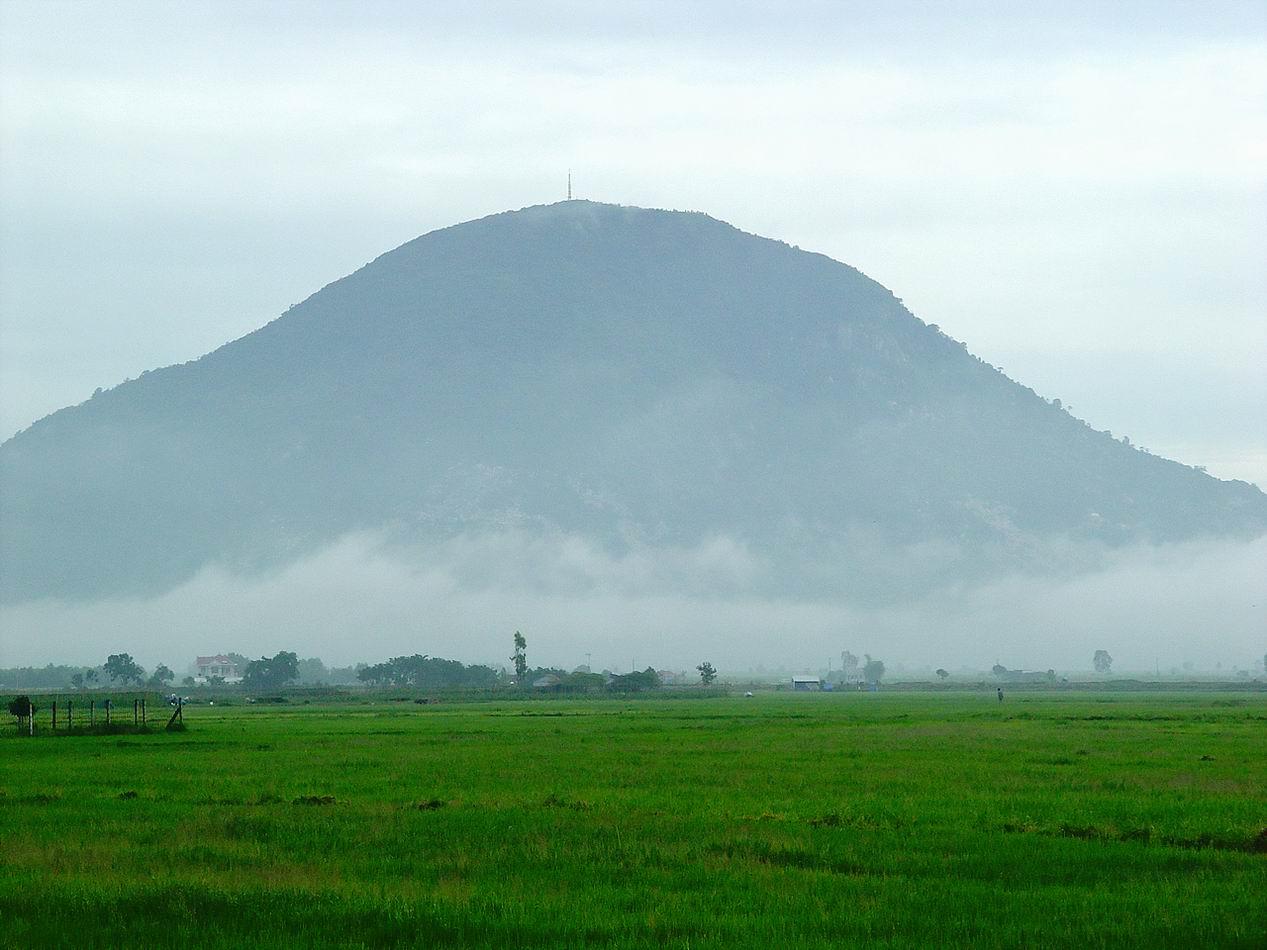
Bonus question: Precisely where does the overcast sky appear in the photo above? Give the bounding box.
[2,0,1265,484]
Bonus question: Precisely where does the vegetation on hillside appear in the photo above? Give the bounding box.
[3,202,1264,604]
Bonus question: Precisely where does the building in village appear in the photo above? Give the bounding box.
[194,655,242,684]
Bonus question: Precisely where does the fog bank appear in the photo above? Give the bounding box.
[2,531,1262,676]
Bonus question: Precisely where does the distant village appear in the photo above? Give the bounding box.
[184,647,889,691]
[8,642,1261,694]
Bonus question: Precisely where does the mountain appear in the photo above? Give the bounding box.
[2,200,1264,604]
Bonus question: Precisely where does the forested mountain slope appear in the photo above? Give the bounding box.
[3,201,1263,602]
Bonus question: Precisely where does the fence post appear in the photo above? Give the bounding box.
[29,704,35,736]
[133,699,138,725]
[67,700,72,730]
[52,700,57,731]
[165,697,184,730]
[105,700,111,725]
[141,698,146,725]
[90,700,95,726]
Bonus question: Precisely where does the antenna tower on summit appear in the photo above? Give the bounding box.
[567,170,572,200]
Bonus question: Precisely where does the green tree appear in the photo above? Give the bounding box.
[511,632,527,684]
[696,661,717,685]
[70,672,84,689]
[242,651,299,690]
[8,695,33,719]
[226,652,249,673]
[606,668,661,692]
[863,655,885,684]
[104,653,145,685]
[357,662,391,686]
[935,668,949,680]
[1093,650,1113,674]
[297,657,329,684]
[147,664,175,688]
[353,654,501,689]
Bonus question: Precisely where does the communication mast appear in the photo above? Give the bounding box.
[567,170,572,200]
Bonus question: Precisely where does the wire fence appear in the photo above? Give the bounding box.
[7,695,185,735]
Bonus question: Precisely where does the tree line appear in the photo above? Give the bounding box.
[356,654,500,688]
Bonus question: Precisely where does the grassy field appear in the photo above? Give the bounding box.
[2,691,1265,948]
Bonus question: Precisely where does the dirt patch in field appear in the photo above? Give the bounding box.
[710,841,868,875]
[292,794,336,806]
[5,791,63,805]
[805,811,901,831]
[1003,820,1267,854]
[542,793,591,811]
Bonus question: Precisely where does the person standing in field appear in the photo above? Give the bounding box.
[997,687,1003,703]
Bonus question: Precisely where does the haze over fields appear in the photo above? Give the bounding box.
[2,202,1264,671]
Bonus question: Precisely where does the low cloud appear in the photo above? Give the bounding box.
[2,530,1263,676]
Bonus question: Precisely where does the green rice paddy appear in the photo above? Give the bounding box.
[2,692,1265,947]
